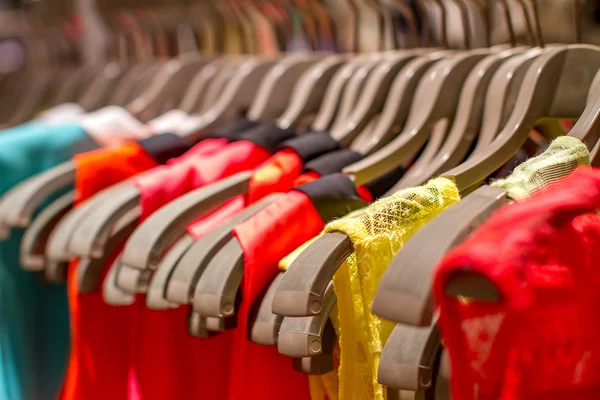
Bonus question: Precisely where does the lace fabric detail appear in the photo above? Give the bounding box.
[324,178,461,400]
[491,136,590,200]
[435,167,600,400]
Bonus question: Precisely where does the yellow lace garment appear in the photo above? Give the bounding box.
[278,136,590,400]
[490,136,590,199]
[323,178,460,400]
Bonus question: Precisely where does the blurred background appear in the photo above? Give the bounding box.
[0,0,598,76]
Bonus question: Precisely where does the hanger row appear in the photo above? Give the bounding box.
[0,1,596,399]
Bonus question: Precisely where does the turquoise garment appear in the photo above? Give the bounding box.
[0,122,87,400]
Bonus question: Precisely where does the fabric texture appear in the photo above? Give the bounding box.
[0,122,88,400]
[134,140,270,221]
[490,136,590,200]
[231,190,326,400]
[128,142,306,400]
[435,167,600,400]
[324,178,461,400]
[63,142,160,400]
[229,176,371,400]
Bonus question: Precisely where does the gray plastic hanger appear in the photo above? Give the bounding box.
[309,57,373,132]
[20,191,74,272]
[328,51,425,148]
[124,53,212,122]
[391,46,531,189]
[144,235,196,309]
[378,322,440,393]
[77,206,141,293]
[139,50,459,317]
[179,58,240,114]
[119,194,282,300]
[372,185,509,325]
[249,272,286,345]
[277,281,336,357]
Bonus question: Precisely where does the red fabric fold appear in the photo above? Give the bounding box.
[434,167,600,400]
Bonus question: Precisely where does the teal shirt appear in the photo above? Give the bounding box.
[0,122,87,400]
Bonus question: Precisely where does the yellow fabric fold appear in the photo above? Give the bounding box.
[324,177,461,400]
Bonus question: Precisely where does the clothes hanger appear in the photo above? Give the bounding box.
[373,0,600,321]
[377,322,443,398]
[141,194,284,306]
[391,2,531,189]
[178,57,240,114]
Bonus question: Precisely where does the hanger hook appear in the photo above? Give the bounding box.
[414,0,432,47]
[573,0,582,43]
[450,0,471,49]
[498,0,516,47]
[514,0,535,46]
[386,0,419,49]
[527,0,544,48]
[472,0,491,48]
[432,0,449,48]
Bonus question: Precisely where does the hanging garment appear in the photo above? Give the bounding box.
[127,132,343,400]
[325,178,461,400]
[62,134,194,400]
[434,169,600,400]
[230,173,372,400]
[318,135,591,400]
[0,122,99,400]
[133,124,298,221]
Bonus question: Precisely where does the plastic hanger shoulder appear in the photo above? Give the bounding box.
[345,49,492,185]
[277,281,337,358]
[443,45,600,194]
[372,185,508,327]
[192,237,244,318]
[276,55,349,130]
[77,206,140,293]
[0,161,75,233]
[164,193,283,305]
[64,183,140,259]
[398,47,529,188]
[330,51,423,147]
[20,190,75,272]
[378,322,440,392]
[118,172,252,273]
[127,54,212,121]
[249,272,285,345]
[179,58,235,114]
[145,234,196,309]
[247,54,324,122]
[184,57,280,139]
[272,232,352,317]
[310,58,369,132]
[349,51,451,155]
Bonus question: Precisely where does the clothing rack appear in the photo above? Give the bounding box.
[0,1,599,400]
